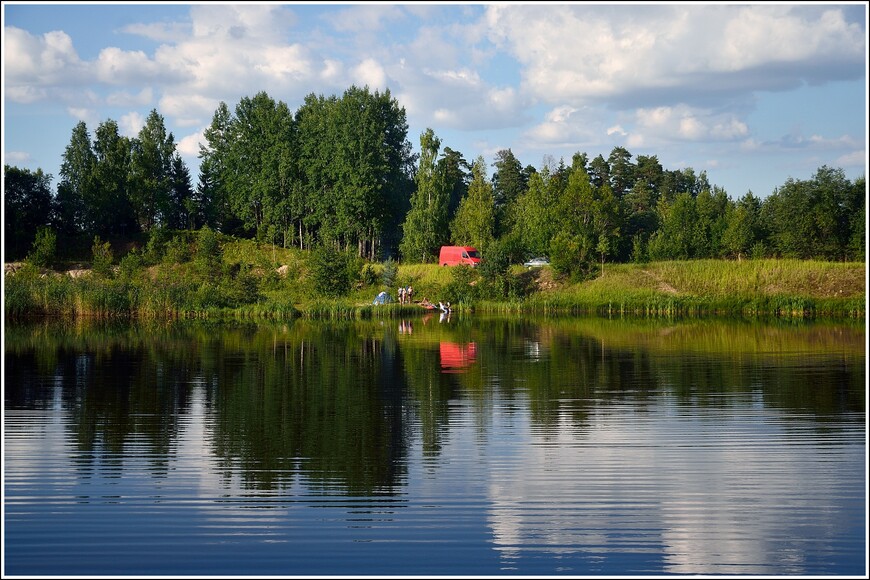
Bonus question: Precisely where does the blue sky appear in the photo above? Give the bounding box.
[3,2,867,201]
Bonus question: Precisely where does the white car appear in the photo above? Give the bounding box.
[523,257,550,268]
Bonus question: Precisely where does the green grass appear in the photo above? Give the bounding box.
[5,241,865,321]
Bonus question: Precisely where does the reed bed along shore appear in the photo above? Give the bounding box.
[4,258,865,321]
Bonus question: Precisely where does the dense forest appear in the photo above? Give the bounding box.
[4,85,866,279]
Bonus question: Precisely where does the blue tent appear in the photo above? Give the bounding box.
[372,291,392,305]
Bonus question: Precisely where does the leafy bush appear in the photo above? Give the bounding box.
[163,235,191,265]
[91,236,114,278]
[549,231,597,282]
[381,257,398,289]
[118,249,143,282]
[441,264,479,305]
[224,264,261,306]
[145,226,171,264]
[194,226,222,279]
[361,263,378,287]
[477,238,512,300]
[27,226,56,268]
[310,245,360,297]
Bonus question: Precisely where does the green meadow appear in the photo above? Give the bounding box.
[4,235,865,321]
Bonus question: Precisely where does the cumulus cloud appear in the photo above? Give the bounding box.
[352,58,388,91]
[633,105,749,143]
[5,86,47,104]
[119,111,145,137]
[158,93,219,127]
[67,107,99,127]
[484,4,865,108]
[835,150,866,168]
[106,87,153,107]
[5,151,33,165]
[740,132,862,155]
[4,27,88,92]
[176,128,207,157]
[95,47,162,85]
[523,105,600,148]
[121,21,191,43]
[330,4,405,33]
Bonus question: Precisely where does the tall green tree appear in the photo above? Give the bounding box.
[4,165,54,260]
[129,109,176,231]
[634,154,663,197]
[588,154,610,189]
[55,121,95,237]
[622,180,659,262]
[847,176,865,261]
[762,165,864,260]
[222,93,292,236]
[441,146,471,220]
[198,101,233,232]
[722,191,763,259]
[648,192,697,260]
[491,148,527,235]
[693,186,730,258]
[400,128,450,263]
[607,146,635,198]
[511,165,559,258]
[166,153,193,230]
[91,119,136,236]
[294,87,413,258]
[295,93,336,249]
[450,155,495,253]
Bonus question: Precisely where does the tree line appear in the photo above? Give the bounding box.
[4,85,865,273]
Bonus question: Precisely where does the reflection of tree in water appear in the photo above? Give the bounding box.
[4,317,864,495]
[207,322,410,495]
[5,320,197,479]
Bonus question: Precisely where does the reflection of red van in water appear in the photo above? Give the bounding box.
[439,246,481,267]
[440,342,477,373]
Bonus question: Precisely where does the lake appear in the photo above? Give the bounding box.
[3,315,866,576]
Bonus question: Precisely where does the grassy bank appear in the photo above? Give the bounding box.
[500,259,866,319]
[4,237,865,321]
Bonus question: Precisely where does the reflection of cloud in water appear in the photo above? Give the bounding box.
[485,404,862,575]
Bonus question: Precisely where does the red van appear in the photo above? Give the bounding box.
[439,246,481,267]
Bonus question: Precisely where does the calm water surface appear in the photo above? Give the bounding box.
[4,315,866,576]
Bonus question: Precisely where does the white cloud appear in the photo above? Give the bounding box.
[523,105,598,148]
[433,109,458,125]
[634,105,749,144]
[835,150,866,168]
[66,107,99,127]
[320,59,344,83]
[4,27,87,90]
[106,87,153,107]
[352,58,387,91]
[330,4,405,33]
[484,4,864,107]
[255,45,314,80]
[120,111,145,137]
[5,151,33,165]
[607,125,627,137]
[158,93,217,126]
[177,128,206,157]
[95,47,161,85]
[4,86,47,104]
[120,21,190,43]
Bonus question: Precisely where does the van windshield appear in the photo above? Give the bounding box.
[465,250,480,258]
